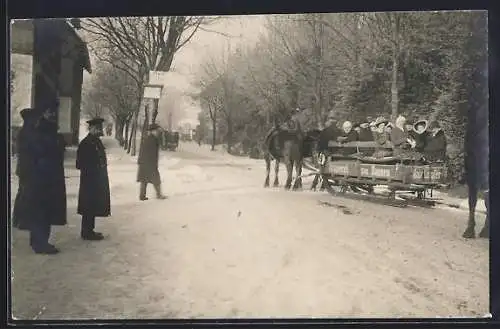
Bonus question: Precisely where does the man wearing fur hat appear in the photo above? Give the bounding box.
[12,108,41,229]
[20,108,68,253]
[137,123,167,201]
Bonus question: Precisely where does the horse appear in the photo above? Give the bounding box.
[462,33,489,239]
[263,127,305,190]
[462,100,489,239]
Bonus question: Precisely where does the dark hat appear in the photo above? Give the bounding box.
[374,116,388,127]
[428,120,441,130]
[20,108,39,120]
[148,123,161,131]
[87,117,105,127]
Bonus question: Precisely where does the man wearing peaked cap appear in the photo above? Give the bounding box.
[75,117,111,241]
[137,123,167,201]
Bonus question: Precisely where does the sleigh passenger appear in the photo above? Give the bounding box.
[372,117,393,158]
[354,122,373,142]
[410,119,429,153]
[390,115,413,156]
[424,121,447,162]
[337,121,359,156]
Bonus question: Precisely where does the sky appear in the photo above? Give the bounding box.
[82,15,268,129]
[10,16,268,128]
[166,15,268,127]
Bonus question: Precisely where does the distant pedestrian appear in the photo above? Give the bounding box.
[137,123,167,201]
[17,108,67,254]
[12,108,41,229]
[76,117,111,241]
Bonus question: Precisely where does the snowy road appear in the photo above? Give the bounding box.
[11,139,489,319]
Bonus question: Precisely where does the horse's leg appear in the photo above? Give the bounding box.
[311,174,319,191]
[293,159,303,190]
[264,154,271,188]
[463,183,478,239]
[273,158,280,187]
[479,189,489,238]
[284,157,293,190]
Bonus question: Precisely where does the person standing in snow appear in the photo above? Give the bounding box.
[137,123,167,201]
[76,117,111,241]
[12,108,41,229]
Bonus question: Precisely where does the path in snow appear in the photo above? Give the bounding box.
[10,138,489,319]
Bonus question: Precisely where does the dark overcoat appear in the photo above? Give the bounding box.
[337,130,358,155]
[318,125,340,152]
[424,129,447,162]
[77,134,111,217]
[137,134,161,186]
[12,119,38,229]
[412,131,428,153]
[14,121,67,229]
[390,127,411,156]
[358,127,374,142]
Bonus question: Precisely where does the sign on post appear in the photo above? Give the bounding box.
[148,70,169,86]
[143,84,163,100]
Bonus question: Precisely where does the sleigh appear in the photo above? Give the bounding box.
[304,140,448,208]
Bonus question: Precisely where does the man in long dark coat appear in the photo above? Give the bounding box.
[12,108,41,229]
[19,108,67,254]
[76,118,111,241]
[137,124,167,201]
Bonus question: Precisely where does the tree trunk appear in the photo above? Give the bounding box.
[115,118,124,145]
[226,114,232,154]
[124,118,131,149]
[151,98,159,125]
[139,104,150,158]
[131,110,139,156]
[390,14,400,121]
[211,119,217,151]
[127,120,134,154]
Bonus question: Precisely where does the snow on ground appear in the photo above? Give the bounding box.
[10,138,489,319]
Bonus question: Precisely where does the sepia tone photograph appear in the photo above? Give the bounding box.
[9,10,489,320]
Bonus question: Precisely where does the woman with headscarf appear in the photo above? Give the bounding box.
[390,115,413,156]
[337,121,358,156]
[411,119,429,153]
[424,121,447,162]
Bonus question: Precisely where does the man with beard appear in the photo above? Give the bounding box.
[76,118,111,241]
[137,124,167,201]
[20,108,67,254]
[12,108,41,229]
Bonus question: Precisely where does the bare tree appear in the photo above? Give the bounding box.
[82,15,219,155]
